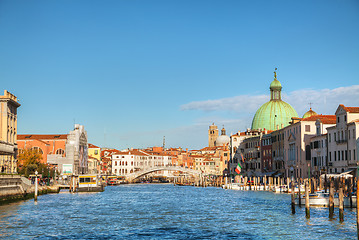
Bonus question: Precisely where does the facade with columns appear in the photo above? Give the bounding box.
[0,90,20,174]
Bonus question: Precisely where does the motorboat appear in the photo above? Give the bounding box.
[295,190,357,208]
[272,185,287,193]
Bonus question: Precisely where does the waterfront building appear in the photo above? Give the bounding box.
[198,146,229,175]
[18,124,88,175]
[194,154,220,175]
[88,143,101,174]
[283,115,335,179]
[271,127,286,176]
[112,149,147,176]
[101,148,120,175]
[326,105,359,174]
[309,115,336,177]
[251,70,298,131]
[0,90,20,174]
[241,132,262,176]
[228,131,247,176]
[261,133,272,173]
[17,134,67,164]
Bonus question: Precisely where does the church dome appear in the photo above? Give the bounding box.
[303,108,317,118]
[215,127,230,146]
[215,135,230,146]
[251,70,298,131]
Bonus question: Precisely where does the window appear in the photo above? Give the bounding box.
[337,116,340,123]
[334,151,337,161]
[305,125,310,132]
[329,134,331,142]
[95,150,98,155]
[344,115,347,122]
[55,148,65,155]
[334,133,336,141]
[354,150,356,160]
[31,147,43,155]
[349,150,351,160]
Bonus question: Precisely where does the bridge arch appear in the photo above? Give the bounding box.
[126,166,201,182]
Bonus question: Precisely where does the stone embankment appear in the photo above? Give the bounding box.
[0,175,59,204]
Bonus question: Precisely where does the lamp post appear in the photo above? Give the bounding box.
[34,170,38,202]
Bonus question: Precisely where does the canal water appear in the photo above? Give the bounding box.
[0,184,356,239]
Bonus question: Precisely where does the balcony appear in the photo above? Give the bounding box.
[0,141,14,155]
[336,139,348,144]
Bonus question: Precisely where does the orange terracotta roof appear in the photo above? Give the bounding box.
[18,134,68,140]
[114,150,149,156]
[340,104,359,113]
[302,115,336,124]
[88,143,100,148]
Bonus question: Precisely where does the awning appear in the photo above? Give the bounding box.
[320,172,354,179]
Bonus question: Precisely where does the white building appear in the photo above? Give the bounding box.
[327,105,359,174]
[111,149,172,177]
[283,115,336,179]
[309,117,336,176]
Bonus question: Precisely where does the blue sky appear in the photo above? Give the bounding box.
[1,0,358,150]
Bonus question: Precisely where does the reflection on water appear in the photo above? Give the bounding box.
[0,184,356,239]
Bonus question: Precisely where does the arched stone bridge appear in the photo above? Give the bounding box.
[126,166,202,182]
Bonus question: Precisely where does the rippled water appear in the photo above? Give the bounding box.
[0,184,357,239]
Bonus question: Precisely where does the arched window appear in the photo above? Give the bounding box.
[31,147,43,155]
[55,148,65,156]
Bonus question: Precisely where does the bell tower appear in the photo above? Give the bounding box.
[208,123,219,147]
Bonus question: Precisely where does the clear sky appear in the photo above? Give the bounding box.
[1,0,358,150]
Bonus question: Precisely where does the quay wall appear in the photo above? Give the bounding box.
[0,175,59,204]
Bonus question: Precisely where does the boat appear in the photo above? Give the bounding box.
[106,176,118,186]
[288,185,305,194]
[272,185,288,193]
[295,190,357,208]
[76,175,104,192]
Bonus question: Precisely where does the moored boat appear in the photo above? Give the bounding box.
[295,190,357,208]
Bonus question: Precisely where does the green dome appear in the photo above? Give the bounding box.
[270,79,282,90]
[303,108,317,118]
[251,100,298,131]
[251,70,298,131]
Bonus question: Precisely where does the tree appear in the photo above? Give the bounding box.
[17,148,43,177]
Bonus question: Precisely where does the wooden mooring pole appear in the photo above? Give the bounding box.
[339,177,344,222]
[298,181,302,208]
[305,179,310,219]
[291,180,295,214]
[329,178,334,219]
